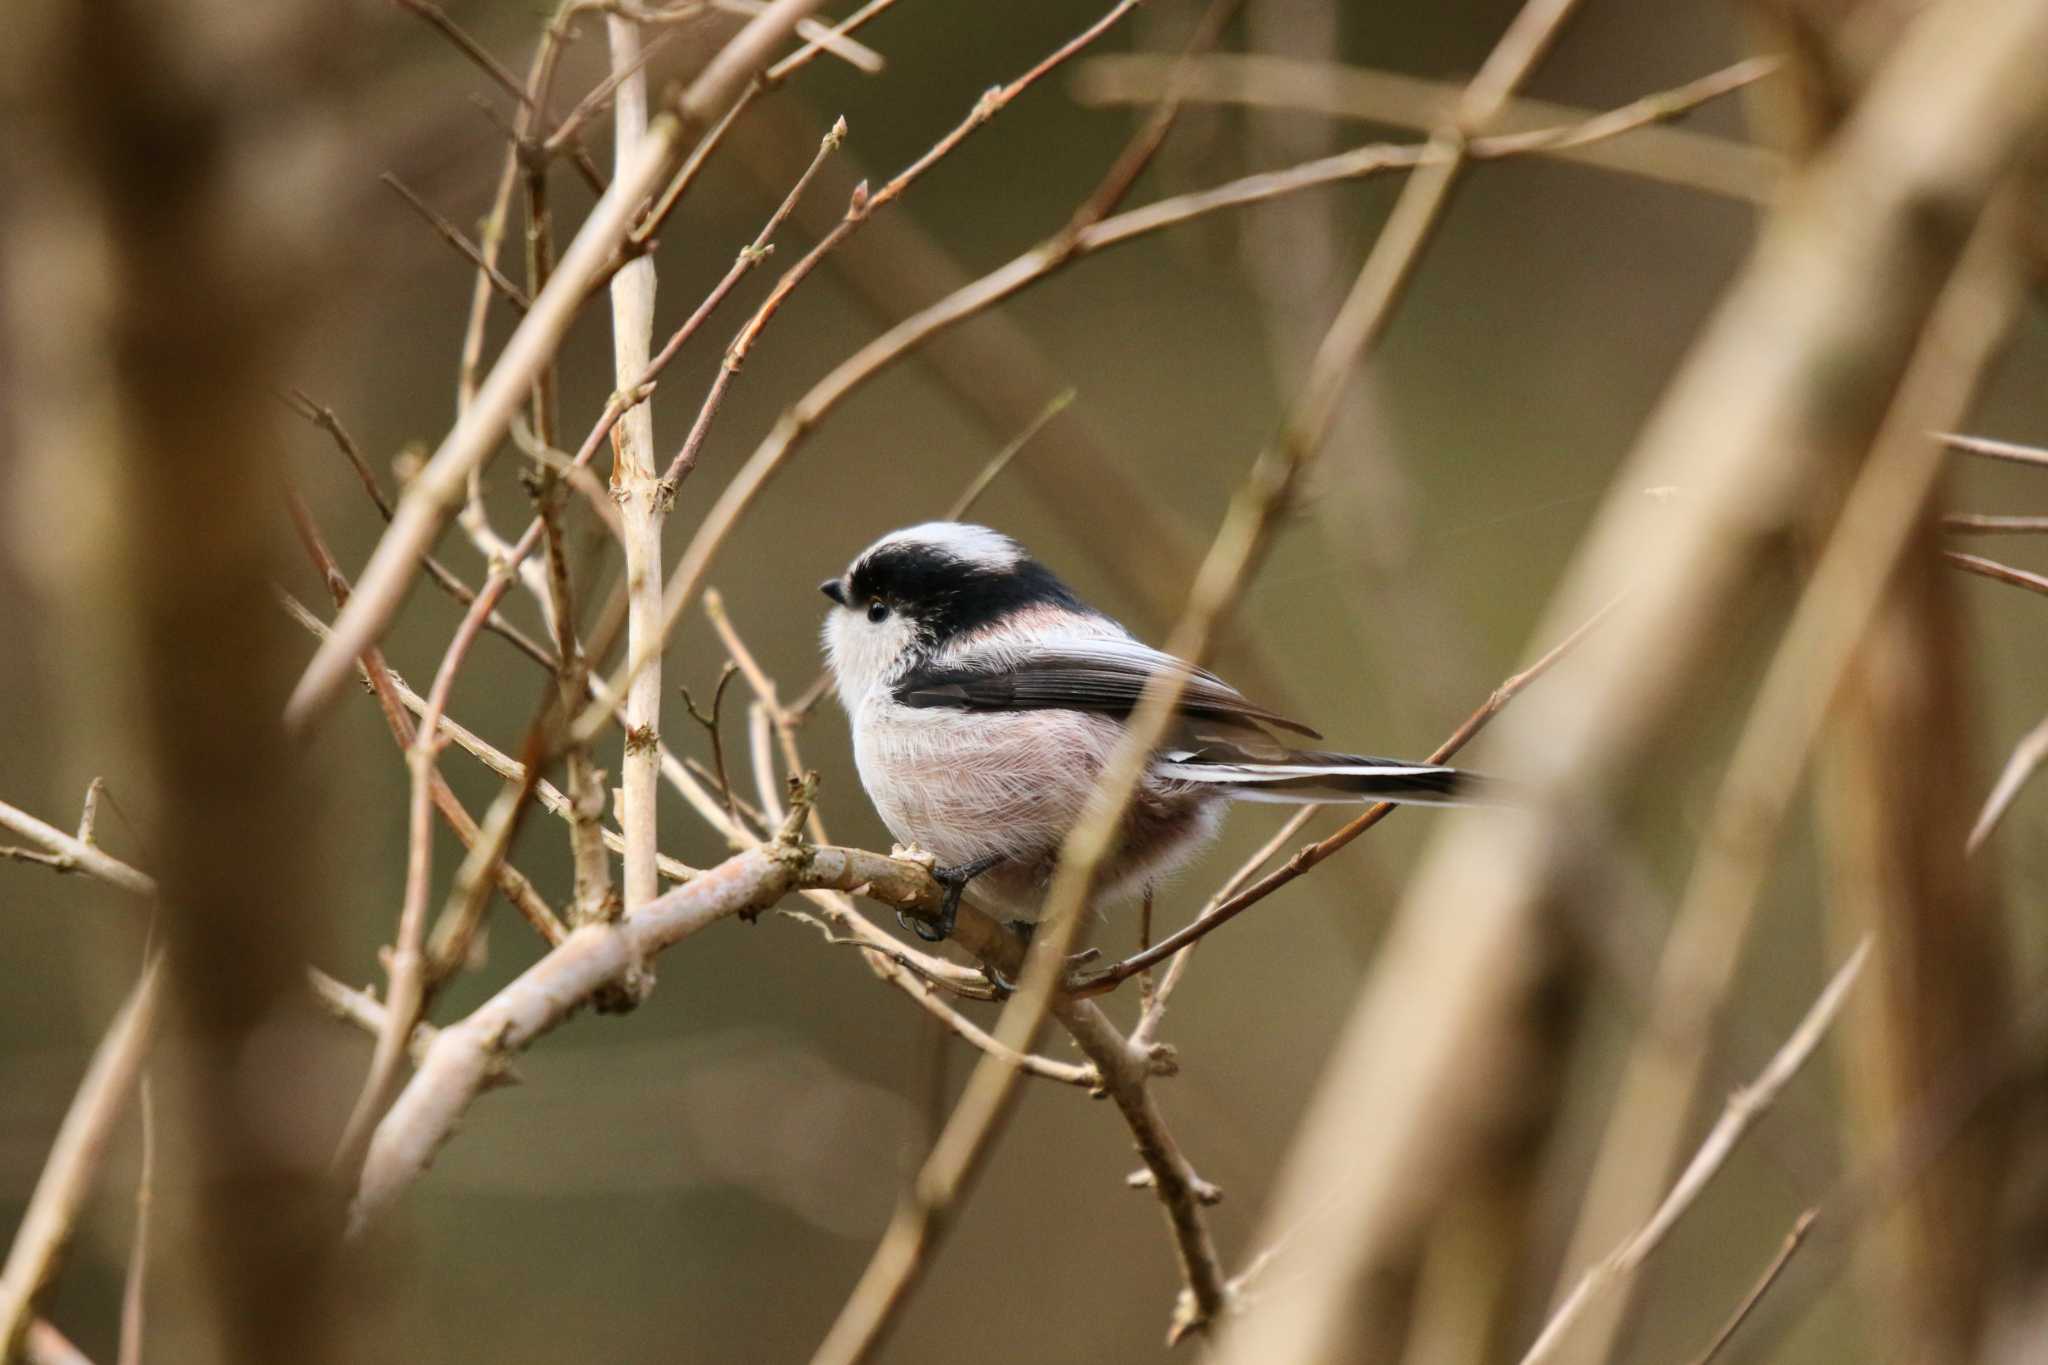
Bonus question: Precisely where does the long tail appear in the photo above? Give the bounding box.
[1155,747,1486,806]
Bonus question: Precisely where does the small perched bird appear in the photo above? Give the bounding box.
[821,522,1479,941]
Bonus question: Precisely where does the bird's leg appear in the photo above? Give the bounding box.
[978,919,1102,997]
[898,852,1003,943]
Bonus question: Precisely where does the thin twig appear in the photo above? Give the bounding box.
[1688,1208,1818,1365]
[396,0,531,107]
[1944,547,2048,597]
[282,586,696,886]
[614,58,1767,720]
[381,173,532,310]
[289,0,829,727]
[282,390,560,672]
[1940,429,2048,469]
[1133,805,1317,1048]
[943,389,1074,521]
[306,966,520,1090]
[1518,942,1868,1364]
[0,958,163,1358]
[286,492,568,942]
[680,665,742,826]
[1940,511,2048,533]
[631,0,896,245]
[1073,53,1780,204]
[588,0,1246,748]
[1967,709,2048,854]
[1082,593,1620,994]
[1537,186,2024,1365]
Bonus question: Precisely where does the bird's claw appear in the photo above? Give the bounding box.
[899,853,1002,943]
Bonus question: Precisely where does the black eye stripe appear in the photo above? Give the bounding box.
[847,542,1099,640]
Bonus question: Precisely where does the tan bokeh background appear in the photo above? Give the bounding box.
[3,2,2046,1361]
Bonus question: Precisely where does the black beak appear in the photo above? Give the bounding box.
[819,578,846,606]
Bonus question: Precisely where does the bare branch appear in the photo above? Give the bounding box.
[1518,941,1869,1364]
[1210,2,2048,1355]
[1074,53,1781,204]
[289,0,831,728]
[0,958,163,1357]
[1081,592,1620,996]
[1968,710,2048,854]
[0,797,157,898]
[1944,547,2048,597]
[351,843,953,1229]
[942,389,1074,522]
[1689,1208,1819,1365]
[621,56,1768,702]
[1940,429,2048,469]
[380,173,532,311]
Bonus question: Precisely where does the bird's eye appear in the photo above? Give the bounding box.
[866,601,891,623]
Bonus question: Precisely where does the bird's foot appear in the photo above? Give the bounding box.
[979,938,1101,997]
[897,852,1002,944]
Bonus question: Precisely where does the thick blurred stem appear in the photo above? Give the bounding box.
[1816,516,2008,1361]
[5,0,352,1358]
[608,14,665,919]
[1211,1,2048,1360]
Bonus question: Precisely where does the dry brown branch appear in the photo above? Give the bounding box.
[1690,1208,1819,1365]
[0,794,157,898]
[1073,53,1782,204]
[1820,428,2016,1359]
[379,173,532,311]
[1940,430,2048,469]
[395,0,530,107]
[1209,3,2048,1360]
[1132,806,1316,1048]
[288,0,830,727]
[632,0,899,244]
[1941,512,2048,533]
[683,596,1101,1089]
[581,0,1154,745]
[605,11,668,928]
[535,477,617,929]
[1079,593,1618,995]
[1519,940,1869,1364]
[283,390,561,671]
[1944,547,2048,597]
[278,592,695,887]
[0,958,162,1358]
[1968,710,2048,854]
[942,390,1075,523]
[1052,998,1224,1346]
[286,493,568,938]
[812,5,1587,1355]
[350,842,955,1229]
[632,57,1767,689]
[1547,204,2022,1365]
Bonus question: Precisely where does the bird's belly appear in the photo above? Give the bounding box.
[855,706,1104,865]
[853,703,1224,921]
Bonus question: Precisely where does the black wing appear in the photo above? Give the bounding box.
[892,637,1321,740]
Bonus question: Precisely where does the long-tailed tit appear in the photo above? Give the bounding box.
[821,522,1480,941]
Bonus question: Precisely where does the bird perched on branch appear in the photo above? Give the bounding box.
[821,522,1480,941]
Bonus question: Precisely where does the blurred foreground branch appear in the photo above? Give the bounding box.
[1212,1,2048,1360]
